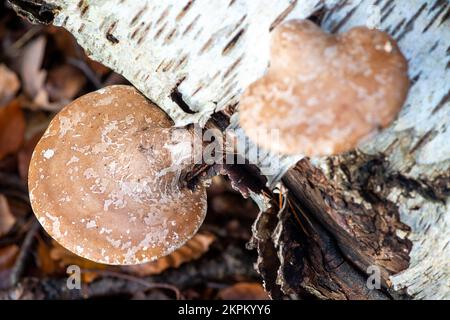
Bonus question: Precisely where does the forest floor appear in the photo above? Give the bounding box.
[0,2,268,300]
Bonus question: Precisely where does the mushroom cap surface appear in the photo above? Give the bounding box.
[239,19,410,156]
[29,85,207,265]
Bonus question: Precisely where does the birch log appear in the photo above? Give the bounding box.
[9,0,450,299]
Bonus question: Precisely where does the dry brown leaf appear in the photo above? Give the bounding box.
[0,64,20,106]
[0,244,19,289]
[123,232,216,277]
[217,282,269,300]
[0,99,26,160]
[37,237,105,283]
[36,236,58,275]
[0,194,16,237]
[45,64,86,102]
[48,240,107,283]
[46,26,80,58]
[18,130,44,181]
[20,36,47,98]
[47,26,110,76]
[0,245,19,271]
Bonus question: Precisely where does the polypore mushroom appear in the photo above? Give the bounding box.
[239,19,409,156]
[28,85,207,265]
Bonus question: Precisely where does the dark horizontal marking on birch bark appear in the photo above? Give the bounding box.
[430,0,447,11]
[431,89,450,114]
[156,6,171,26]
[226,15,247,38]
[193,27,204,41]
[106,21,118,43]
[61,16,69,26]
[164,28,177,43]
[229,0,237,7]
[422,2,448,33]
[182,14,200,36]
[223,55,243,79]
[381,5,395,23]
[409,72,421,87]
[396,3,427,42]
[220,82,238,102]
[409,130,434,154]
[80,3,89,17]
[155,60,165,72]
[326,0,350,18]
[173,54,188,71]
[428,41,439,53]
[391,18,406,37]
[170,77,197,114]
[379,0,393,13]
[269,0,298,31]
[199,37,213,55]
[307,7,326,25]
[222,28,245,55]
[106,33,119,44]
[438,6,450,26]
[130,22,144,40]
[176,0,195,21]
[330,6,357,33]
[154,22,168,40]
[162,59,175,72]
[77,23,85,33]
[130,5,147,27]
[192,86,203,96]
[223,72,239,90]
[213,69,221,79]
[137,22,153,45]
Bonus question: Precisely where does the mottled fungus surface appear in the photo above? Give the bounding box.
[29,85,207,265]
[239,19,410,156]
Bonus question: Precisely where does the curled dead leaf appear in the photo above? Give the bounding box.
[0,64,20,106]
[123,232,216,277]
[18,130,44,182]
[37,238,106,283]
[49,240,107,283]
[0,194,16,237]
[0,245,19,271]
[20,36,47,102]
[45,64,86,102]
[217,282,269,300]
[0,100,26,160]
[0,244,19,289]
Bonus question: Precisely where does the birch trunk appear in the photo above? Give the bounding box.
[9,0,450,299]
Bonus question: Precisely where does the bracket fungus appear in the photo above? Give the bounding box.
[239,19,410,156]
[28,85,207,265]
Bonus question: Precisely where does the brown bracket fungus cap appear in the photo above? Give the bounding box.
[239,19,410,156]
[28,85,207,265]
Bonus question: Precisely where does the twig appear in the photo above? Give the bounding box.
[82,269,182,300]
[9,219,40,286]
[66,57,102,89]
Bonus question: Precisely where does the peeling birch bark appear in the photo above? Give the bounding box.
[9,0,449,299]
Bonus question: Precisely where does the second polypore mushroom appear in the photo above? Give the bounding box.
[28,85,207,265]
[239,19,410,156]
